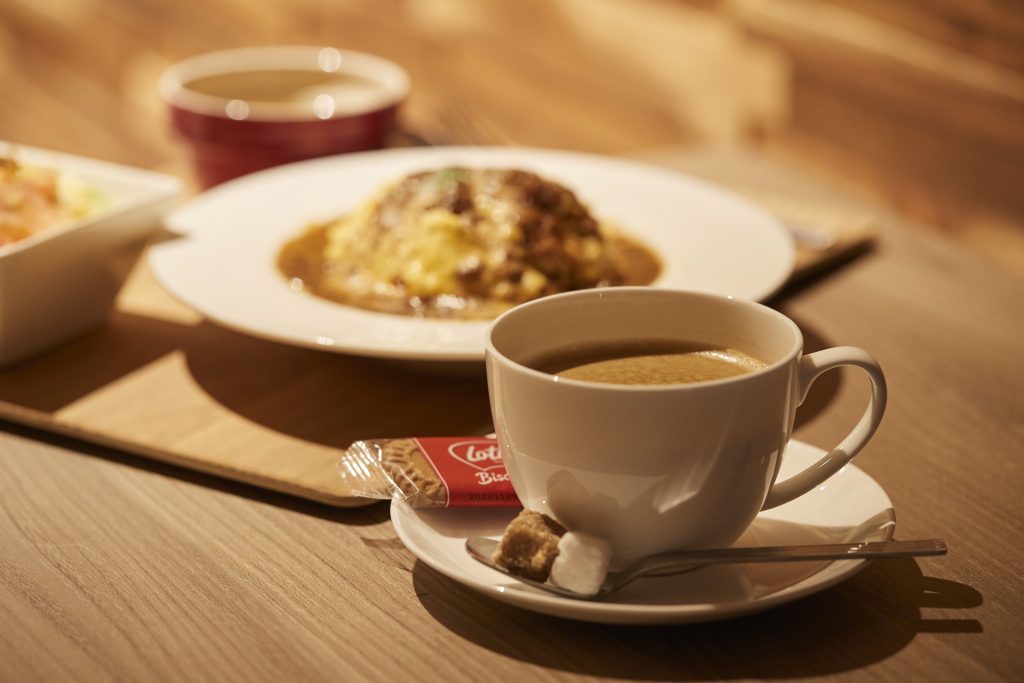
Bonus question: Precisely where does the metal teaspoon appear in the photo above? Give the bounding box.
[465,536,947,600]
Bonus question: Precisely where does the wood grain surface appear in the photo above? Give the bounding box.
[2,200,1021,680]
[1,1,1023,681]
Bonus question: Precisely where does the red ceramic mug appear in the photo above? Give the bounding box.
[159,46,409,187]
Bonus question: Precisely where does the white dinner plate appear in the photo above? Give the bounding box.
[391,440,895,624]
[149,147,795,362]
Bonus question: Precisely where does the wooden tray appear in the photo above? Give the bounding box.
[0,151,876,506]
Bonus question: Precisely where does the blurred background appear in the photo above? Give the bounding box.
[3,0,1022,272]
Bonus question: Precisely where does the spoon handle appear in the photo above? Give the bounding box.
[632,538,946,574]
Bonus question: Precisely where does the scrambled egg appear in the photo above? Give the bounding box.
[319,167,623,316]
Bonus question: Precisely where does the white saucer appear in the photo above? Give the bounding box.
[390,440,895,624]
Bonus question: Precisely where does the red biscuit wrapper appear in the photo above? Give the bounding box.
[338,436,521,508]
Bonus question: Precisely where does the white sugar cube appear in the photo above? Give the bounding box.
[548,531,612,596]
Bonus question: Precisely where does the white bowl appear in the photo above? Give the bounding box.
[0,144,181,365]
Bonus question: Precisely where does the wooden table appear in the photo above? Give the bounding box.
[2,1,1023,681]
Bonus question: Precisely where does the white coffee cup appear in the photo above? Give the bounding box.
[485,287,886,566]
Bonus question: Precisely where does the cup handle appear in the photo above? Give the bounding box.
[762,347,887,510]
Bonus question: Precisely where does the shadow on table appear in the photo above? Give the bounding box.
[181,314,841,442]
[0,310,494,445]
[411,558,982,680]
[0,311,188,413]
[181,321,494,446]
[0,306,843,456]
[0,305,842,449]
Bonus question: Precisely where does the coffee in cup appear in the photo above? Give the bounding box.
[485,287,886,566]
[527,339,766,385]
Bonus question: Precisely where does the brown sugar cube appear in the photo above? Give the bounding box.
[492,509,567,582]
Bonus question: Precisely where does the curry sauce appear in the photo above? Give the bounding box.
[277,222,661,319]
